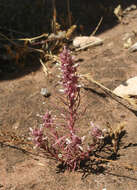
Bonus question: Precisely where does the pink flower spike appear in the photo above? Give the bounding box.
[60,46,80,99]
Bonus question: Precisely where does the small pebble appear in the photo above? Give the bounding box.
[40,88,51,97]
[36,113,43,117]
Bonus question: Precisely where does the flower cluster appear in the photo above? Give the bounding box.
[90,122,104,140]
[30,127,44,148]
[43,111,53,128]
[60,46,79,100]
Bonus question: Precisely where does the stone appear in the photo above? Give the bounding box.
[73,36,103,50]
[40,88,51,97]
[113,76,137,97]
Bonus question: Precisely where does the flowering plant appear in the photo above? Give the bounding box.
[30,47,104,170]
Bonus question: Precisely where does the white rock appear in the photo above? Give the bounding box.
[113,76,137,97]
[73,36,89,47]
[124,4,137,13]
[40,88,51,97]
[73,36,103,48]
[123,38,132,49]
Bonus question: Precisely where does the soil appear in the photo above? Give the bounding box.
[0,7,137,190]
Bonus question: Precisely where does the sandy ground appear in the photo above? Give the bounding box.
[0,8,137,190]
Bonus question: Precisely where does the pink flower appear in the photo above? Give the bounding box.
[30,128,44,147]
[90,122,103,139]
[71,133,82,145]
[43,111,53,128]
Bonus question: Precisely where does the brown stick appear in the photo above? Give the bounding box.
[52,0,57,34]
[67,0,71,27]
